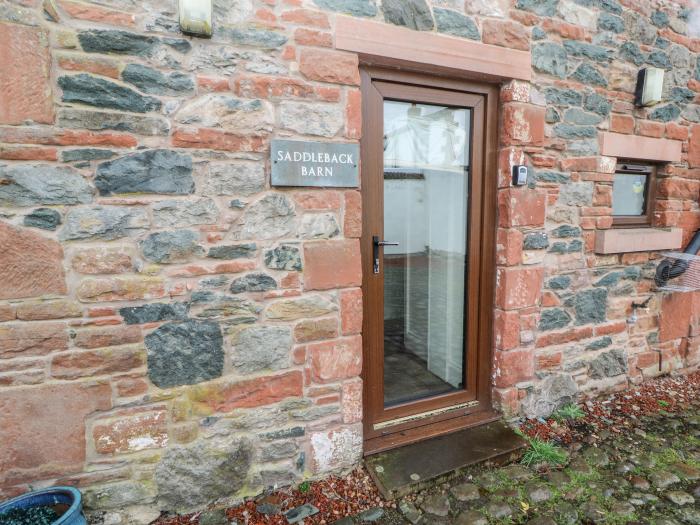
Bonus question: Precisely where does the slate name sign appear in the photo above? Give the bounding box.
[271,139,359,188]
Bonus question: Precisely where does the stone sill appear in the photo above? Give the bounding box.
[595,227,683,254]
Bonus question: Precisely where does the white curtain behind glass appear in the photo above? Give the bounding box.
[383,100,470,389]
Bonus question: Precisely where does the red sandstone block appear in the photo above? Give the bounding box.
[494,348,533,388]
[535,326,593,347]
[610,114,635,134]
[593,185,612,207]
[594,320,627,336]
[343,190,362,238]
[687,125,700,168]
[659,291,693,342]
[299,49,360,86]
[659,27,691,48]
[345,89,362,139]
[93,409,167,455]
[0,222,67,300]
[235,74,314,99]
[657,179,700,200]
[660,344,684,373]
[294,28,332,47]
[635,350,660,370]
[294,317,338,343]
[509,9,539,26]
[282,45,296,60]
[0,23,53,125]
[341,379,362,423]
[530,153,556,167]
[637,119,665,138]
[498,188,546,227]
[340,287,362,335]
[308,336,362,383]
[193,371,304,413]
[303,240,362,291]
[0,145,57,161]
[197,75,229,92]
[0,304,14,322]
[167,261,256,277]
[76,277,166,303]
[685,338,700,367]
[73,325,142,349]
[496,267,543,310]
[536,351,562,369]
[255,7,276,23]
[115,376,149,397]
[281,8,330,28]
[621,252,649,265]
[58,53,121,78]
[0,382,111,485]
[71,247,133,274]
[500,80,530,103]
[15,300,81,321]
[494,309,519,350]
[482,19,529,51]
[581,206,612,217]
[315,394,340,405]
[294,191,342,210]
[498,147,525,188]
[496,228,523,266]
[0,126,137,148]
[493,387,519,416]
[501,103,545,146]
[315,86,341,102]
[292,345,307,365]
[559,157,598,172]
[541,291,560,307]
[541,18,587,40]
[0,322,68,358]
[51,346,144,380]
[172,128,267,152]
[58,0,135,26]
[667,122,689,141]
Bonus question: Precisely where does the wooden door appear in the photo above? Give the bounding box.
[360,68,499,455]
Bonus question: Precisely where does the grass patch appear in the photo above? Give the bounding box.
[521,437,568,467]
[552,403,585,422]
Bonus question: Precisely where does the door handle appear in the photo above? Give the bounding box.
[373,235,399,274]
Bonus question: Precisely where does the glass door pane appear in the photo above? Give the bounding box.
[382,100,470,407]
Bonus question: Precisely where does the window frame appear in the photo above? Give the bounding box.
[611,160,657,228]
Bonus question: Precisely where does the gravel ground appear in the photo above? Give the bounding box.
[154,372,700,525]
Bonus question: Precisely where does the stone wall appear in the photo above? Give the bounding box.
[0,0,699,521]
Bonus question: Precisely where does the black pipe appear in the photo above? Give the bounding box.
[655,229,700,287]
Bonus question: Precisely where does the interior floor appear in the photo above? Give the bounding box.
[383,319,457,406]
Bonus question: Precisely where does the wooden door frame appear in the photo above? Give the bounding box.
[360,67,500,455]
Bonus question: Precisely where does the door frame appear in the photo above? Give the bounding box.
[360,66,500,455]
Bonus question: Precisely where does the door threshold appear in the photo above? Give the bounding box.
[364,419,526,500]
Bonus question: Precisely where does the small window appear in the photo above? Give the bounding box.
[612,161,656,227]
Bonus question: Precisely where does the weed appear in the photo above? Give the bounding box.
[298,481,310,493]
[552,403,586,422]
[657,399,670,408]
[521,438,568,467]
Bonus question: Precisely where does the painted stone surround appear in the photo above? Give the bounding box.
[0,0,699,521]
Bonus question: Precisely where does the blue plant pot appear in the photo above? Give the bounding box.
[0,487,86,525]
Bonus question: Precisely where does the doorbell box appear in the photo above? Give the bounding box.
[512,165,528,186]
[634,67,664,107]
[179,0,212,37]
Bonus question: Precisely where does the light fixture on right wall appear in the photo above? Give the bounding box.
[634,67,664,107]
